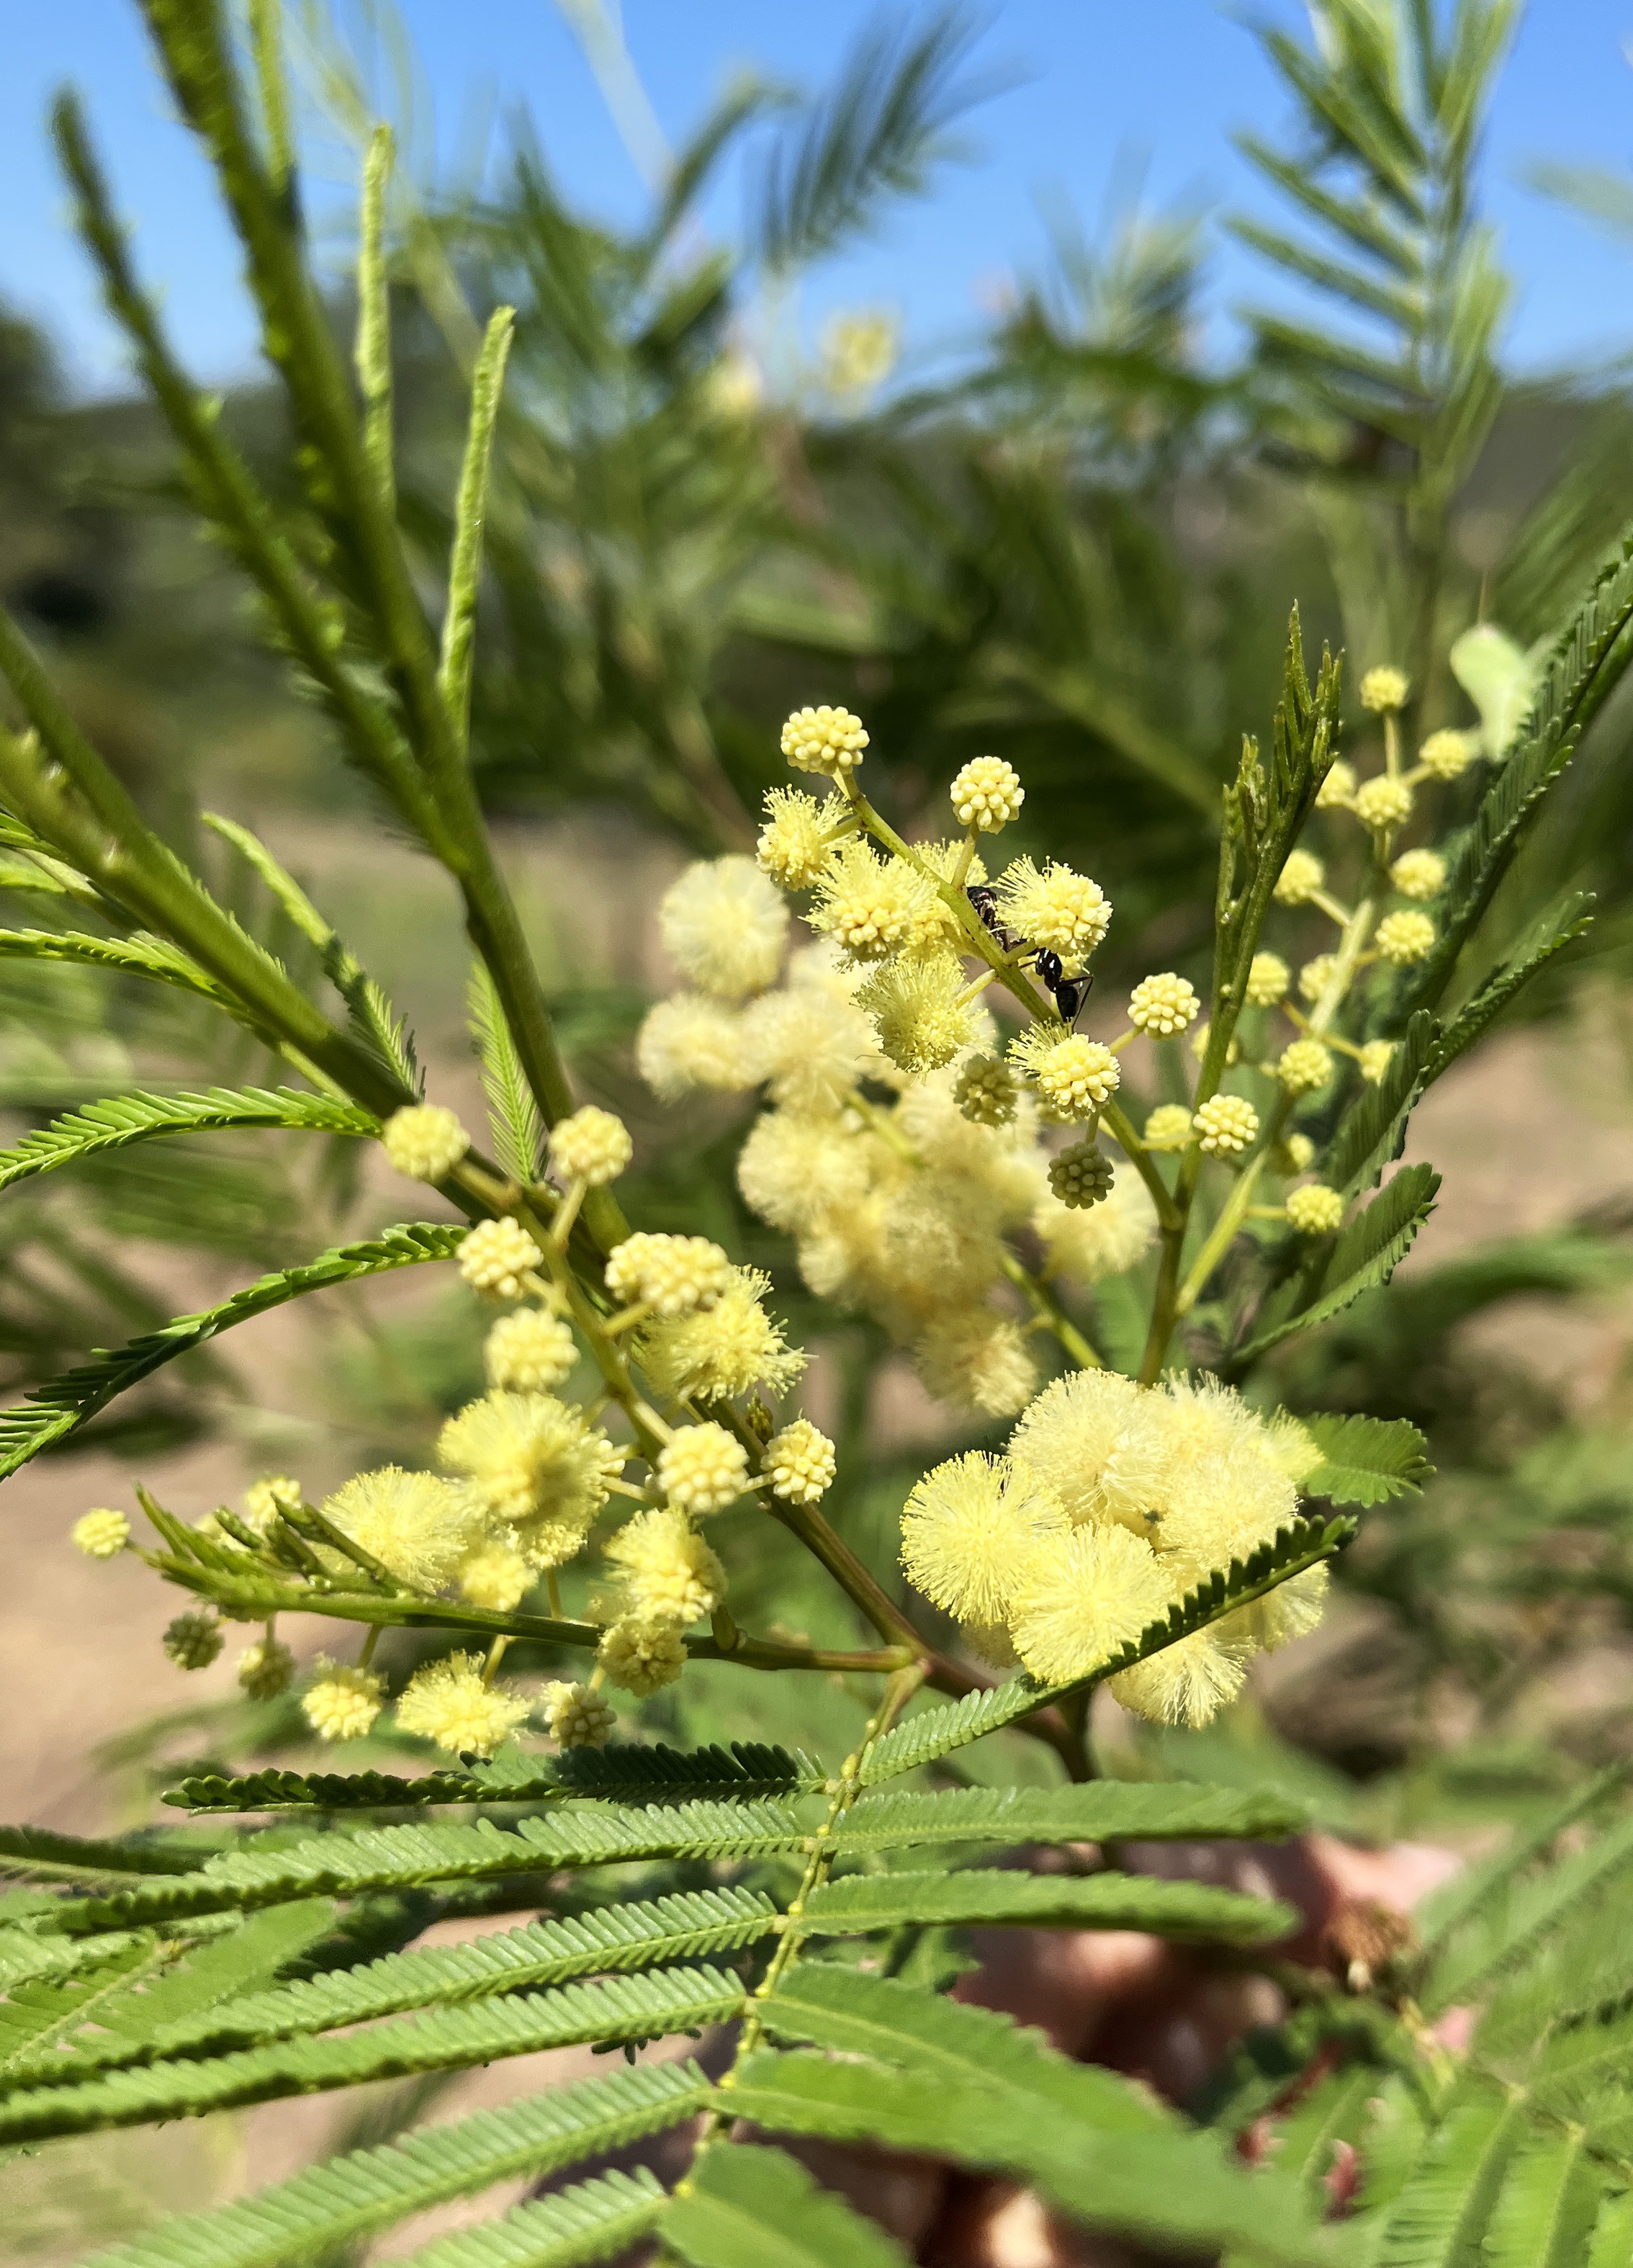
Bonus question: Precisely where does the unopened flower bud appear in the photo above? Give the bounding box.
[949,754,1025,831]
[382,1104,469,1185]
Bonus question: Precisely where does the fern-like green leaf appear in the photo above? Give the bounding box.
[801,1866,1296,1945]
[0,926,237,1009]
[0,1222,464,1479]
[1481,2128,1601,2268]
[665,2141,912,2268]
[1298,1413,1434,1507]
[76,2060,704,2268]
[729,2040,1332,2263]
[1421,893,1595,1085]
[832,1782,1308,1855]
[1356,2082,1524,2268]
[1424,1808,1633,2016]
[467,962,542,1183]
[863,1516,1355,1779]
[40,1781,1306,1939]
[166,1742,824,1814]
[17,1890,775,2084]
[1322,1009,1437,1193]
[1233,1163,1440,1363]
[0,1966,740,2142]
[1588,2190,1633,2264]
[398,2169,667,2268]
[1415,1762,1632,1968]
[0,1085,377,1194]
[0,1824,216,1881]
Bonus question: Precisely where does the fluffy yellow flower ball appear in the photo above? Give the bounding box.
[382,1103,469,1185]
[71,1508,129,1559]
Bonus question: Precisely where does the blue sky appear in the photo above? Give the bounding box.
[4,1,1632,398]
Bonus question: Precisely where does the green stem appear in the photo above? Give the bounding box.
[1101,1100,1182,1230]
[999,1251,1102,1369]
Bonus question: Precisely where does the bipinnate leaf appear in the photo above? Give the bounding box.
[74,2061,704,2268]
[0,1965,740,2141]
[765,1971,1379,2265]
[0,927,237,1008]
[1415,1762,1633,1970]
[0,1085,379,1194]
[15,1890,775,2084]
[1352,2082,1525,2268]
[0,1824,218,1881]
[1234,1162,1440,1363]
[801,1867,1296,1946]
[664,2141,912,2268]
[1321,1008,1436,1193]
[1424,1807,1633,2017]
[166,1741,824,1814]
[40,1782,1306,1939]
[1421,892,1595,1085]
[398,2169,667,2268]
[0,1222,465,1478]
[467,960,542,1183]
[1298,1413,1433,1507]
[1479,2126,1603,2268]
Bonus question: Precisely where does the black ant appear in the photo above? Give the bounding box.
[1034,948,1092,1028]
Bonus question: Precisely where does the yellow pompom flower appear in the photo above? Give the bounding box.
[780,702,869,778]
[657,1422,750,1515]
[1142,1103,1195,1152]
[1359,665,1409,713]
[302,1662,385,1743]
[1108,1628,1250,1728]
[396,1653,531,1757]
[1245,951,1290,1006]
[1011,1031,1120,1121]
[639,1267,805,1403]
[949,754,1025,831]
[1375,909,1436,965]
[1418,727,1476,779]
[1007,1366,1142,1527]
[1278,1130,1316,1173]
[539,1680,616,1749]
[912,1312,1038,1419]
[809,839,932,962]
[858,951,976,1074]
[458,1542,532,1613]
[1359,1038,1397,1083]
[636,995,755,1101]
[237,1638,295,1700]
[900,1452,1069,1625]
[1048,1139,1115,1209]
[1298,954,1337,1004]
[163,1611,222,1669]
[603,1507,726,1626]
[606,1232,732,1318]
[1277,1038,1333,1095]
[548,1106,632,1188]
[954,1054,1019,1127]
[659,856,789,1002]
[993,858,1111,974]
[382,1103,469,1185]
[1008,1524,1174,1687]
[485,1309,577,1394]
[1128,972,1200,1036]
[1315,760,1357,810]
[458,1217,543,1301]
[741,978,879,1117]
[1354,774,1413,830]
[1390,848,1447,900]
[71,1508,129,1559]
[1274,850,1325,905]
[757,787,841,891]
[323,1466,484,1592]
[1192,1094,1259,1156]
[598,1616,688,1696]
[763,1418,837,1505]
[1287,1183,1345,1235]
[438,1393,621,1559]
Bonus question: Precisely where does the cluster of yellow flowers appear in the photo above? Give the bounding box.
[901,1371,1325,1725]
[76,671,1477,1767]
